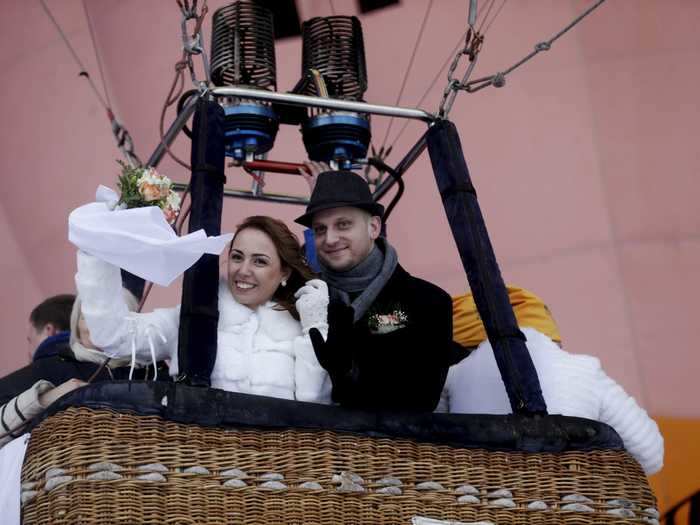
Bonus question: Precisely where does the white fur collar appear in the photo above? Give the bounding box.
[218,279,254,327]
[257,302,301,340]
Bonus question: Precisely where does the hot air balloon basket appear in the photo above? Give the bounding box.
[21,406,658,525]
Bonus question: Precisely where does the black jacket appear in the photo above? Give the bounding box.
[0,348,169,406]
[325,264,451,412]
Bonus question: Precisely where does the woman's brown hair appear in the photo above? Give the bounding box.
[230,216,315,319]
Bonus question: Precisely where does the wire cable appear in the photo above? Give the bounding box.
[377,0,435,156]
[38,0,110,110]
[385,0,508,152]
[463,0,606,92]
[367,158,404,223]
[82,0,113,109]
[159,57,191,170]
[40,0,141,166]
[476,0,496,34]
[482,0,508,36]
[386,30,467,152]
[157,0,211,171]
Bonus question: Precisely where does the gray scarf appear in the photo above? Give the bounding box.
[320,237,398,321]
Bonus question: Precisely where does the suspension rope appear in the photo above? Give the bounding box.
[386,30,468,152]
[39,0,141,166]
[434,0,606,119]
[386,0,506,151]
[82,0,113,110]
[481,0,508,36]
[159,58,191,170]
[157,0,210,171]
[377,0,435,158]
[462,0,606,93]
[39,0,109,110]
[476,0,496,34]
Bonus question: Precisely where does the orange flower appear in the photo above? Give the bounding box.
[139,182,166,202]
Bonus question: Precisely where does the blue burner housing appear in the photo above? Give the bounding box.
[223,103,279,161]
[302,113,371,167]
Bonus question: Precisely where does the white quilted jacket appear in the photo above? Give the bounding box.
[439,327,664,475]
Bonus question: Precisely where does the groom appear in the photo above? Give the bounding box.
[296,168,452,412]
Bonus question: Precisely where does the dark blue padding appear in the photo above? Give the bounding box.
[303,229,321,272]
[33,382,624,453]
[176,99,227,386]
[31,332,70,361]
[427,120,547,414]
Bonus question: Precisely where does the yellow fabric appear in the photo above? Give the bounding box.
[648,416,700,516]
[452,285,561,347]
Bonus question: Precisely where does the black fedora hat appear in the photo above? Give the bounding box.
[295,170,384,227]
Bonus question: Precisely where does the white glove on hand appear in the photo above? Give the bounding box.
[294,279,329,333]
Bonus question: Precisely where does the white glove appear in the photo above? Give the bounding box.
[294,279,329,333]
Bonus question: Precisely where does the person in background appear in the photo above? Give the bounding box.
[441,286,664,475]
[27,294,75,361]
[0,281,164,408]
[0,289,144,447]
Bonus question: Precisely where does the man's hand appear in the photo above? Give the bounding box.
[299,161,332,193]
[38,378,87,407]
[309,302,355,375]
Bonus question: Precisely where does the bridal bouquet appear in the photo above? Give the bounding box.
[116,161,181,224]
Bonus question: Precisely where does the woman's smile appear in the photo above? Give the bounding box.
[234,281,256,290]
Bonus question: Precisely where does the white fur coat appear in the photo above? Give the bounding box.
[75,251,331,404]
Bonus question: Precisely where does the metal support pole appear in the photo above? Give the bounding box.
[212,87,436,123]
[146,93,202,169]
[172,182,308,206]
[373,129,429,201]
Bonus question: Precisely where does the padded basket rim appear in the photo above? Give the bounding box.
[28,381,625,454]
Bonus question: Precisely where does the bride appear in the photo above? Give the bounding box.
[76,215,332,403]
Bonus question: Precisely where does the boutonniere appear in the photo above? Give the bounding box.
[368,307,409,334]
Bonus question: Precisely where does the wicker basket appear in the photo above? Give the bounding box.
[21,406,657,525]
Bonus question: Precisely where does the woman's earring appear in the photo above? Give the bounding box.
[281,280,287,287]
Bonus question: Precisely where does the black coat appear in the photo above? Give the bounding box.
[326,264,451,412]
[0,347,169,406]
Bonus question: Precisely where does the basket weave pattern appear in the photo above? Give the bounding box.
[22,407,656,524]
